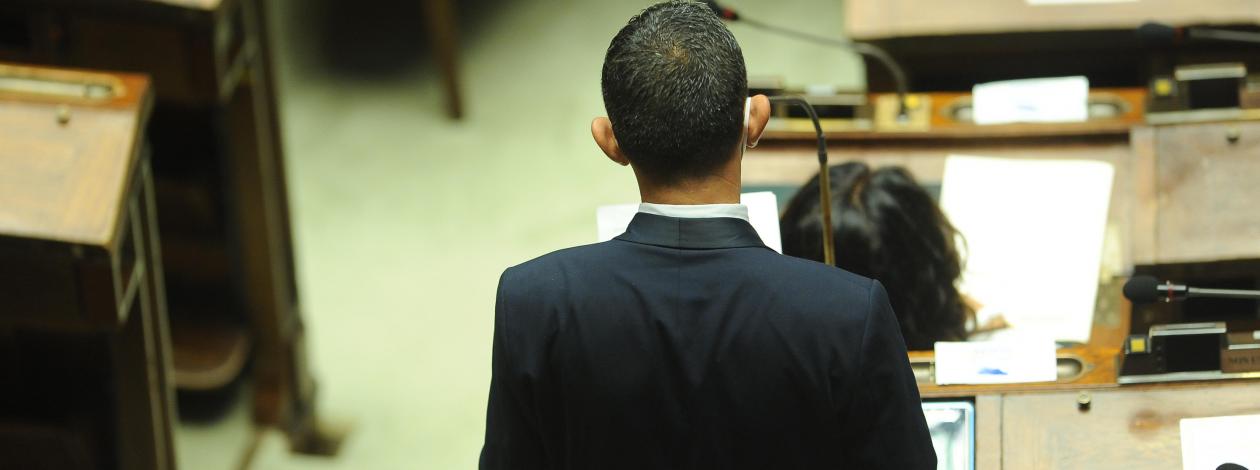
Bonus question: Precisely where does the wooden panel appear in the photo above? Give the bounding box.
[0,1,238,106]
[975,395,1002,470]
[0,242,80,321]
[845,0,1260,39]
[1001,381,1260,469]
[64,17,213,106]
[0,63,151,247]
[1153,121,1260,263]
[1129,127,1159,265]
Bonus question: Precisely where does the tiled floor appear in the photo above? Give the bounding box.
[175,0,860,468]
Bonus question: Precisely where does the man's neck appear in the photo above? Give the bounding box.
[638,175,741,205]
[635,157,743,205]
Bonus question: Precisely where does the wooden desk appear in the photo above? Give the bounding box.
[843,0,1260,93]
[752,89,1260,468]
[990,381,1260,469]
[0,64,175,469]
[752,89,1260,267]
[0,1,333,452]
[844,0,1260,39]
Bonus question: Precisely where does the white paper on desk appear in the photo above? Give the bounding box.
[595,192,783,253]
[940,155,1113,344]
[1180,414,1260,470]
[972,76,1089,125]
[934,338,1057,385]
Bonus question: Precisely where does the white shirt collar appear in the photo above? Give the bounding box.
[637,202,750,221]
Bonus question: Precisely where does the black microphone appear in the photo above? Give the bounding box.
[1136,22,1181,46]
[700,0,739,20]
[768,95,835,267]
[1138,21,1260,46]
[705,1,912,120]
[1123,275,1260,304]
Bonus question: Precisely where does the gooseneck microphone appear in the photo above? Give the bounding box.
[1123,275,1260,304]
[1137,21,1260,46]
[768,95,835,267]
[1136,22,1181,46]
[703,0,912,120]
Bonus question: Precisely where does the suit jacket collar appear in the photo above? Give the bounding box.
[614,213,770,250]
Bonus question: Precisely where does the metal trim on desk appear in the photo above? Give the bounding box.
[1117,370,1260,385]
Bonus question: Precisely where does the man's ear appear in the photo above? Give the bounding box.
[592,117,630,166]
[747,94,771,149]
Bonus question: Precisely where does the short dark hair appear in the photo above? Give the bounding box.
[780,162,971,350]
[601,1,748,184]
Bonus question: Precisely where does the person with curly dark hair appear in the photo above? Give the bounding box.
[781,162,979,351]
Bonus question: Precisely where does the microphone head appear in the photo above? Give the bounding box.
[1137,21,1179,46]
[700,0,739,20]
[1124,275,1160,303]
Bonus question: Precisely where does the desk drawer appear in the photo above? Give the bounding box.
[1001,382,1260,469]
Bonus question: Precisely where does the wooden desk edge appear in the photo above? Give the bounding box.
[0,62,153,249]
[761,88,1146,142]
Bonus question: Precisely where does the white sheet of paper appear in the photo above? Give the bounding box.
[1180,414,1260,470]
[595,191,782,253]
[972,76,1089,125]
[940,155,1113,344]
[934,338,1057,385]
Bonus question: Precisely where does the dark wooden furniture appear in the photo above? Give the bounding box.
[0,63,175,470]
[752,89,1260,468]
[0,0,332,452]
[843,0,1260,93]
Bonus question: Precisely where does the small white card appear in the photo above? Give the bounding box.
[595,191,783,253]
[972,76,1089,125]
[1180,414,1260,470]
[934,339,1057,385]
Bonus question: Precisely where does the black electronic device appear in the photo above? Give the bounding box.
[1118,322,1228,384]
[1139,22,1260,120]
[1119,276,1260,384]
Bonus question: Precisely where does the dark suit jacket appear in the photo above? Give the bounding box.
[481,213,936,469]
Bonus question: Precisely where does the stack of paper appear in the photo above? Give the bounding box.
[939,155,1114,344]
